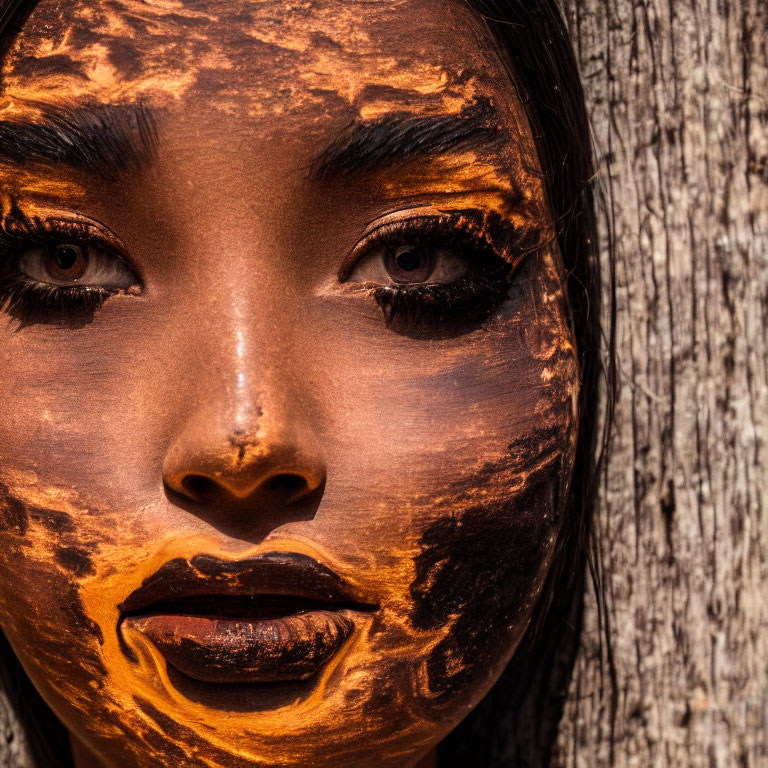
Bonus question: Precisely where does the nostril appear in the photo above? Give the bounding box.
[177,472,314,505]
[182,474,215,501]
[265,473,309,501]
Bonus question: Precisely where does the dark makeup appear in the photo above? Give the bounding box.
[0,1,579,767]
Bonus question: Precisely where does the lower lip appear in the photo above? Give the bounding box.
[122,610,354,684]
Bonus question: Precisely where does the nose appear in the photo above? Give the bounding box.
[162,394,327,542]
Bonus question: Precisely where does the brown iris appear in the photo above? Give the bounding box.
[45,243,88,282]
[384,244,434,283]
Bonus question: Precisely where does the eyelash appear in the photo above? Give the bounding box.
[345,214,515,335]
[0,212,130,329]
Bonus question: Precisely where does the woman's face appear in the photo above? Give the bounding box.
[0,1,579,766]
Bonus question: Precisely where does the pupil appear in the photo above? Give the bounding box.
[395,248,421,272]
[54,245,80,270]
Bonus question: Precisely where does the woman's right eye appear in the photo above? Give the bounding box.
[18,240,138,289]
[0,215,141,329]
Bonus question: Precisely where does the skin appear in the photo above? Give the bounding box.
[0,1,579,767]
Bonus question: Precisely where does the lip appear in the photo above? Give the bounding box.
[119,552,377,684]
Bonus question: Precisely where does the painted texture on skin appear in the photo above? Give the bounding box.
[0,1,580,766]
[1,0,497,124]
[405,247,578,709]
[0,475,108,712]
[0,179,88,209]
[0,479,290,768]
[0,465,425,766]
[410,409,573,707]
[0,249,576,768]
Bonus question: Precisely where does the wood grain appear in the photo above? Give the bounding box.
[556,0,768,765]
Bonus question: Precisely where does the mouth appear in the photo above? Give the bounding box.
[119,552,378,684]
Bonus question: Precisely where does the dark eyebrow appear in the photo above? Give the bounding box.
[0,100,158,179]
[308,96,505,182]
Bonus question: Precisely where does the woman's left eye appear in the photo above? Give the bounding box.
[341,215,515,337]
[347,241,469,286]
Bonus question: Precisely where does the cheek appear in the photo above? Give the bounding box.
[311,248,578,544]
[0,483,106,719]
[408,443,569,708]
[307,253,579,711]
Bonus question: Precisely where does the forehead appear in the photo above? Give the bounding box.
[1,0,515,123]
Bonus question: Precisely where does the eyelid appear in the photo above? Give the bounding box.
[338,206,502,283]
[2,210,143,289]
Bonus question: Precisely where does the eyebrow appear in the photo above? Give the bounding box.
[308,96,505,182]
[0,101,158,179]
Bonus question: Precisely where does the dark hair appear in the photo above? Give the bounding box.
[0,2,612,766]
[438,2,613,766]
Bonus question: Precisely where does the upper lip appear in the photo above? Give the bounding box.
[119,551,377,616]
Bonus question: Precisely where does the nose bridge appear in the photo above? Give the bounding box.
[228,301,266,435]
[167,183,292,416]
[186,269,293,426]
[185,300,309,460]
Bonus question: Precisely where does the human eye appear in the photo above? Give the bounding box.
[0,210,140,329]
[340,210,520,337]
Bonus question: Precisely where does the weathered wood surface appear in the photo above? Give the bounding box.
[0,691,26,766]
[556,0,768,765]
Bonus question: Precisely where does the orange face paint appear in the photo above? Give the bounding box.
[0,2,579,766]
